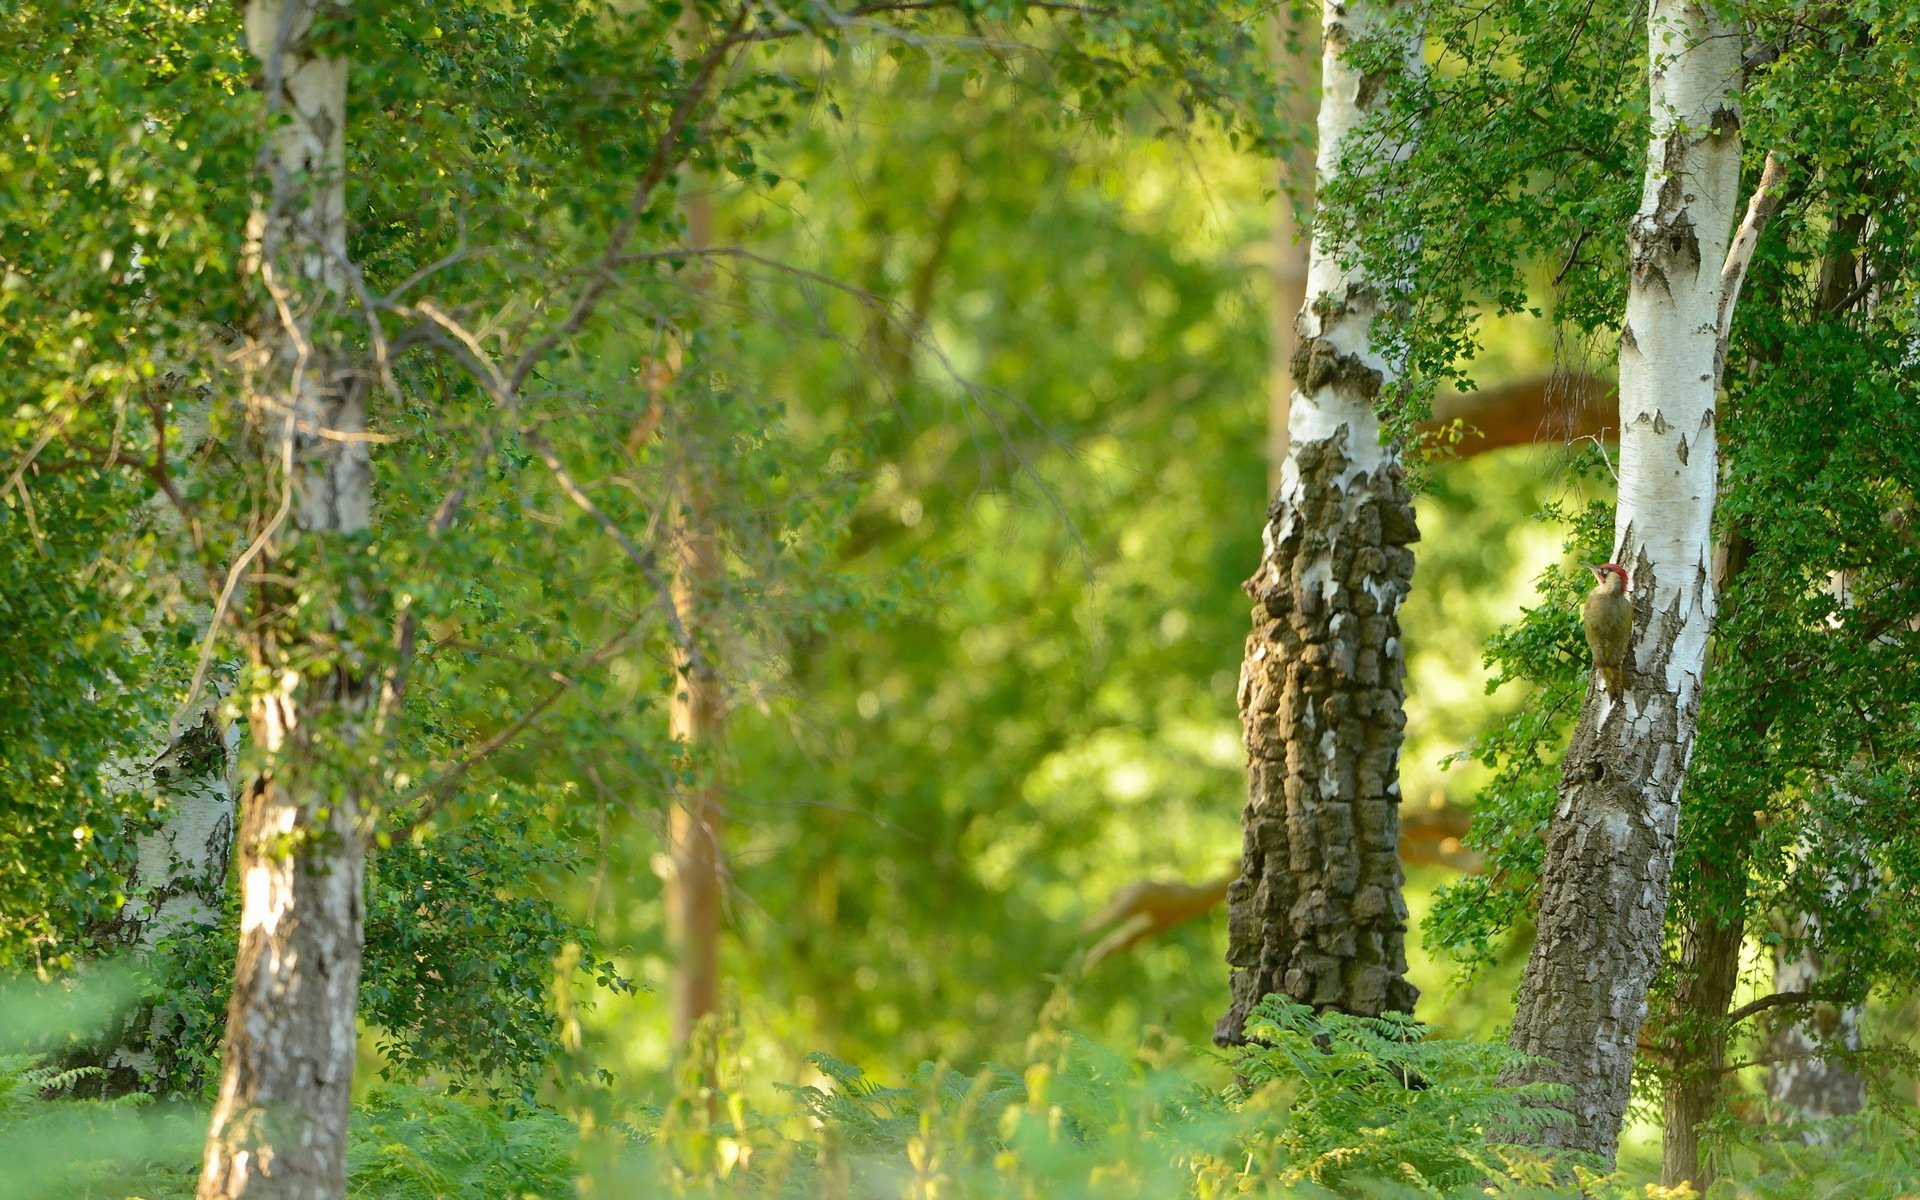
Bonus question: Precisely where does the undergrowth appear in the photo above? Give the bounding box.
[4,989,1912,1198]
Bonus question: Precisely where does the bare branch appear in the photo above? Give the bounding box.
[1714,151,1789,377]
[1726,989,1817,1026]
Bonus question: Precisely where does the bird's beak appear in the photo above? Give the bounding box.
[1582,562,1603,579]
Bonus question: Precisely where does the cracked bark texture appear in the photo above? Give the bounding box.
[1500,0,1743,1162]
[1216,0,1422,1043]
[199,3,370,1198]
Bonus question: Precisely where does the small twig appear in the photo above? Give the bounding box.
[1551,226,1592,287]
[1574,431,1619,483]
[502,6,752,399]
[524,428,705,671]
[395,300,706,672]
[174,400,299,735]
[0,405,75,504]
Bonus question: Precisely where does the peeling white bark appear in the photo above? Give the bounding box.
[1277,0,1420,484]
[1501,0,1754,1162]
[82,379,239,1097]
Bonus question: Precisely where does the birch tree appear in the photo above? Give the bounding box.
[199,1,371,1194]
[1217,0,1423,1041]
[1497,4,1783,1160]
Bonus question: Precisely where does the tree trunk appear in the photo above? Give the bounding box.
[199,3,373,1197]
[1656,529,1759,1191]
[1266,6,1317,492]
[1763,230,1873,1141]
[666,480,726,1053]
[1767,925,1866,1131]
[1660,889,1747,1189]
[664,184,728,1057]
[1499,0,1747,1161]
[1216,0,1423,1042]
[82,392,238,1099]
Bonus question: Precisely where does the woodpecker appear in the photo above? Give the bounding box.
[1583,562,1632,695]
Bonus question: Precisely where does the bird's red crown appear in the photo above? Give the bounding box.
[1588,562,1629,589]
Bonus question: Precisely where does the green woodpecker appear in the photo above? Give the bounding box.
[1583,562,1632,695]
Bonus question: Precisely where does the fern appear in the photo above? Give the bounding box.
[0,1054,102,1113]
[346,1084,579,1199]
[1227,995,1590,1195]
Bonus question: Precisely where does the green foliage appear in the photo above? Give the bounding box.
[121,803,629,1101]
[346,1085,581,1200]
[13,0,1919,1186]
[0,973,204,1199]
[1229,996,1586,1193]
[1708,1114,1920,1200]
[0,473,161,968]
[611,998,1600,1198]
[1424,461,1612,970]
[1377,0,1920,1149]
[363,807,637,1101]
[0,1069,583,1200]
[0,974,583,1199]
[0,1056,202,1200]
[574,42,1283,1072]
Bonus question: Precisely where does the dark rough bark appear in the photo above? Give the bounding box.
[1661,902,1746,1190]
[1216,431,1421,1040]
[1500,550,1707,1158]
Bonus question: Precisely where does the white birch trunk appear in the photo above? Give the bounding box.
[92,706,236,1094]
[82,394,239,1096]
[1218,0,1424,1039]
[199,3,370,1197]
[1500,0,1747,1161]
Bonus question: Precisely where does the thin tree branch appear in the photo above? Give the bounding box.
[1726,989,1816,1026]
[502,5,753,399]
[1714,151,1788,378]
[387,628,634,837]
